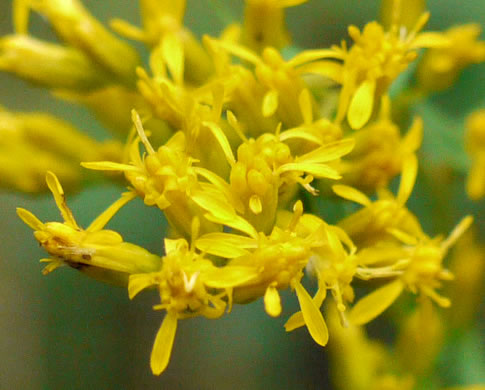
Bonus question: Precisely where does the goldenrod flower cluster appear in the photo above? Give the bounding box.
[2,0,484,386]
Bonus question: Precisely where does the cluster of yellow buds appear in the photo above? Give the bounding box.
[2,0,484,385]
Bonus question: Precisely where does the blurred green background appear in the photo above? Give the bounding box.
[0,1,484,389]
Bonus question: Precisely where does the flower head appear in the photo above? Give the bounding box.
[332,12,448,129]
[128,227,258,375]
[349,216,473,325]
[417,24,485,92]
[14,0,140,84]
[338,96,423,191]
[0,108,122,192]
[17,172,161,283]
[197,201,330,346]
[334,155,424,247]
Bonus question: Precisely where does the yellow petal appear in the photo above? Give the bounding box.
[84,230,123,245]
[264,285,282,317]
[195,237,251,258]
[326,227,344,254]
[387,228,418,246]
[110,18,146,41]
[441,215,474,253]
[204,266,258,288]
[81,161,139,172]
[197,232,257,248]
[348,280,404,326]
[331,226,356,252]
[17,208,44,230]
[209,82,225,119]
[162,33,184,85]
[151,312,178,375]
[192,190,236,221]
[128,273,156,299]
[335,81,352,124]
[132,109,155,155]
[357,246,406,266]
[204,213,258,239]
[40,258,64,275]
[411,32,451,49]
[347,79,376,130]
[296,60,343,83]
[284,311,304,332]
[298,89,313,124]
[45,171,79,229]
[298,138,354,164]
[402,116,423,153]
[288,49,343,68]
[293,281,329,346]
[262,89,279,117]
[332,184,371,206]
[397,154,418,205]
[13,0,30,34]
[285,286,326,331]
[164,238,188,255]
[87,191,136,232]
[195,168,243,211]
[203,121,236,166]
[279,127,323,145]
[278,162,341,180]
[148,44,167,78]
[226,110,247,142]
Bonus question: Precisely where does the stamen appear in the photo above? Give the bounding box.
[132,109,155,155]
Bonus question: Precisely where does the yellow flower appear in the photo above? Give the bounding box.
[128,229,258,375]
[396,298,445,375]
[465,109,485,200]
[0,35,112,91]
[285,218,357,331]
[326,303,393,390]
[330,12,448,129]
[83,111,220,237]
[338,96,423,192]
[447,228,485,328]
[206,36,342,127]
[196,201,329,346]
[0,108,122,192]
[136,47,232,175]
[2,0,483,380]
[14,0,140,84]
[17,172,161,284]
[224,119,353,232]
[417,24,485,92]
[111,0,213,84]
[349,216,473,325]
[334,155,425,247]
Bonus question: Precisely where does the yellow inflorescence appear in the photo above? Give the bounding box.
[3,0,483,382]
